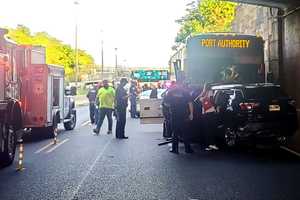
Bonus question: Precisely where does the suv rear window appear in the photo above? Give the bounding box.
[244,86,284,99]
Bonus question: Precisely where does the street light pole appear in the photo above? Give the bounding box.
[101,40,104,78]
[100,29,104,79]
[74,1,79,86]
[75,24,79,85]
[115,48,118,78]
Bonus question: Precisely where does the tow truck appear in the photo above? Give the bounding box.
[0,28,76,167]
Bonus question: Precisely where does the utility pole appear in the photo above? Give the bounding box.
[100,29,104,79]
[75,24,78,85]
[115,48,118,78]
[74,1,79,86]
[101,40,104,79]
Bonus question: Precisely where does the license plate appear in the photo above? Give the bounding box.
[269,105,280,111]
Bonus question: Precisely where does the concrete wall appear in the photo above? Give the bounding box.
[282,11,300,149]
[232,4,281,82]
[283,11,300,103]
[232,4,300,150]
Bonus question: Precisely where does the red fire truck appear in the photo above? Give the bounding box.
[0,28,77,166]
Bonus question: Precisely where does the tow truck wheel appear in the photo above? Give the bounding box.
[0,123,17,167]
[64,111,76,131]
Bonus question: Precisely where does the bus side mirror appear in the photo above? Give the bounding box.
[177,71,185,82]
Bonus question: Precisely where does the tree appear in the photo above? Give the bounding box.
[175,0,236,44]
[7,25,94,81]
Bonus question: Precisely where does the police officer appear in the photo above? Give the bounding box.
[129,80,138,118]
[164,80,194,154]
[115,78,129,139]
[86,85,97,124]
[94,82,103,126]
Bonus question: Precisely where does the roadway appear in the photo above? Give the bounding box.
[0,106,300,200]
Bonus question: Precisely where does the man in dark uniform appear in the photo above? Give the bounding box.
[86,85,97,124]
[115,78,129,139]
[164,81,194,154]
[129,80,138,118]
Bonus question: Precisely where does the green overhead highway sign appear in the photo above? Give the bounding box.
[131,70,169,82]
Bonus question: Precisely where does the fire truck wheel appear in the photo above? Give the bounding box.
[0,123,17,167]
[64,111,76,130]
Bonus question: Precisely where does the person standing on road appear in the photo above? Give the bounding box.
[93,80,115,135]
[164,81,194,154]
[150,85,158,99]
[199,83,219,151]
[129,80,138,118]
[115,78,129,139]
[87,85,97,124]
[94,81,103,126]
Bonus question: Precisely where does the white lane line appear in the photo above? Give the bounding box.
[69,138,113,200]
[46,138,69,153]
[81,120,90,127]
[35,142,55,154]
[280,146,300,158]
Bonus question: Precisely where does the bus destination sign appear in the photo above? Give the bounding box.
[201,39,250,49]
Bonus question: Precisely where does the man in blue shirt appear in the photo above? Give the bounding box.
[115,78,129,139]
[164,81,194,154]
[129,80,138,118]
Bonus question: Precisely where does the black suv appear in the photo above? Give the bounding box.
[210,83,298,146]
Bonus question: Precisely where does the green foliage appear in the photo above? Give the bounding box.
[175,0,237,44]
[7,25,94,81]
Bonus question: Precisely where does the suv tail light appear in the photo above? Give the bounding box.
[239,102,260,111]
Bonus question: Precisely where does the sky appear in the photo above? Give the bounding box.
[0,0,188,68]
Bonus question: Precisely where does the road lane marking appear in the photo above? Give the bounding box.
[46,138,69,153]
[81,120,90,127]
[280,146,300,158]
[69,138,113,200]
[35,142,55,154]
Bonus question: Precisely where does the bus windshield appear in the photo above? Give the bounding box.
[170,34,265,86]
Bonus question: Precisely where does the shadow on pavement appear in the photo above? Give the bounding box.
[175,143,300,164]
[22,129,63,143]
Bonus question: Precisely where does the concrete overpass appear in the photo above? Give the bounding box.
[231,0,300,8]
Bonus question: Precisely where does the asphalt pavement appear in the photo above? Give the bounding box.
[0,106,300,200]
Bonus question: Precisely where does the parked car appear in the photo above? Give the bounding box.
[209,83,298,147]
[136,89,166,116]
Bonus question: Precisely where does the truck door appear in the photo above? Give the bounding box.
[64,96,70,119]
[51,76,64,121]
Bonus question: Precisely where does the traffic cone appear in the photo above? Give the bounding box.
[53,128,58,145]
[16,139,25,171]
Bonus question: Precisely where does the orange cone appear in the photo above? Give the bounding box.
[16,140,25,171]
